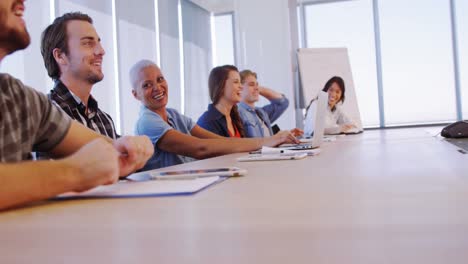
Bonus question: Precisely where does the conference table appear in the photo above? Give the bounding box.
[1,126,468,264]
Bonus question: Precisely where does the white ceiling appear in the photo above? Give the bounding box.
[189,0,343,13]
[189,0,235,13]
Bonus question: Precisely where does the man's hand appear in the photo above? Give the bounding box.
[64,138,120,192]
[113,136,154,177]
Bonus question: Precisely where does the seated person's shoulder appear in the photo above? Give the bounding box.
[196,110,219,132]
[237,104,249,114]
[198,105,223,123]
[0,73,46,104]
[0,73,24,91]
[236,107,248,120]
[196,109,212,124]
[136,108,166,131]
[0,73,15,82]
[167,108,194,127]
[166,107,183,117]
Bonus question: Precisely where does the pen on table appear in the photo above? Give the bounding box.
[149,172,241,180]
[150,174,200,180]
[149,173,232,180]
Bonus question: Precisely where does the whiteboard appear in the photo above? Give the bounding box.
[297,48,363,129]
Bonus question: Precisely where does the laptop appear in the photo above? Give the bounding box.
[282,91,328,150]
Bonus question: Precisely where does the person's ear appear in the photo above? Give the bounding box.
[52,48,67,65]
[132,89,138,100]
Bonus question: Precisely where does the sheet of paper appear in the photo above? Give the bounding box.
[56,176,222,199]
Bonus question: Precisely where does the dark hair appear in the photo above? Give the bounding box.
[40,12,93,80]
[208,65,245,137]
[322,76,346,104]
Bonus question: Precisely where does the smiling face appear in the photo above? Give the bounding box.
[132,65,168,112]
[222,70,243,105]
[327,82,343,107]
[241,74,259,104]
[61,20,105,84]
[0,0,30,57]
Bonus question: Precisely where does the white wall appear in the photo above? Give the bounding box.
[234,0,296,130]
[116,0,158,136]
[181,0,213,121]
[0,0,52,94]
[159,0,183,114]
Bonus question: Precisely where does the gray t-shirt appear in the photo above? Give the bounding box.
[0,74,72,162]
[135,106,196,170]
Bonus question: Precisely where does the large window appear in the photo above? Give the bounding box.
[456,0,468,119]
[379,0,456,125]
[158,0,183,116]
[302,0,464,127]
[304,0,380,127]
[212,13,236,66]
[181,0,212,121]
[115,0,159,135]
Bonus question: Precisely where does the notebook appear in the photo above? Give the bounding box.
[55,175,223,199]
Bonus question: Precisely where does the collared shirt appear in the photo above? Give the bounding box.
[135,106,196,170]
[196,104,233,137]
[0,74,71,162]
[49,81,118,139]
[238,95,289,138]
[304,99,354,135]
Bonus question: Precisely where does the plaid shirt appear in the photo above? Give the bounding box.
[49,81,119,139]
[0,74,71,162]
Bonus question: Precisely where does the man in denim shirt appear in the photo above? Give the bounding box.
[238,70,296,137]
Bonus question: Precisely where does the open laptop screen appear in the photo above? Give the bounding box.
[302,91,327,148]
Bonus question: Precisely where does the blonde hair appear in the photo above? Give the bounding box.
[239,69,257,84]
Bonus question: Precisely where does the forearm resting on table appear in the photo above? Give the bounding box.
[0,159,81,210]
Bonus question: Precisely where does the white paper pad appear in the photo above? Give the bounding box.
[56,176,222,199]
